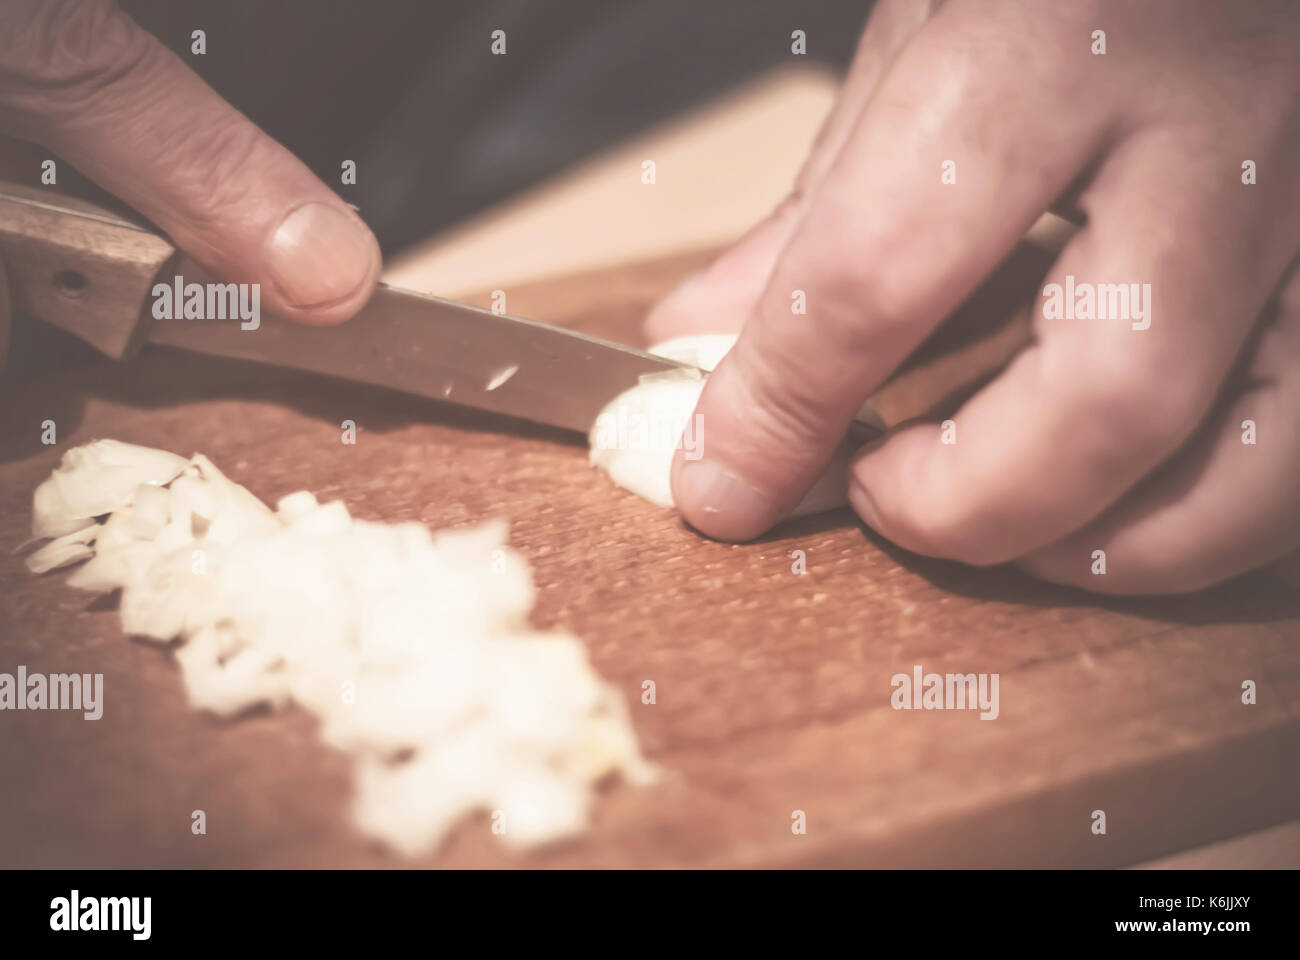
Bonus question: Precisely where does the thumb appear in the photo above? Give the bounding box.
[1,1,380,325]
[669,1,1097,542]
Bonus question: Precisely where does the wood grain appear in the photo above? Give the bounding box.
[1,249,1297,869]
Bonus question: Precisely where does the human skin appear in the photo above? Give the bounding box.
[647,0,1300,594]
[0,0,381,326]
[2,1,1296,595]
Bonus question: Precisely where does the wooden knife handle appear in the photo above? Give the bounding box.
[0,181,176,363]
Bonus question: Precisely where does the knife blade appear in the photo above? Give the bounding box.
[146,281,699,434]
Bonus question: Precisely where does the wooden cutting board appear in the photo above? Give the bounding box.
[1,248,1297,868]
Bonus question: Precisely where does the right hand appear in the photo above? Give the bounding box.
[0,0,381,326]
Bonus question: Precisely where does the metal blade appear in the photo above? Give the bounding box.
[145,283,696,434]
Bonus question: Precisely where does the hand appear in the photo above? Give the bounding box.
[649,0,1300,594]
[0,0,381,325]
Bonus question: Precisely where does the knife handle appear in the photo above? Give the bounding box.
[0,180,176,366]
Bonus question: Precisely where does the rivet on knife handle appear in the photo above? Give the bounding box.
[0,180,176,360]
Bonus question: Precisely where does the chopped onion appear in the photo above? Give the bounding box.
[26,441,654,854]
[32,439,189,539]
[24,525,98,574]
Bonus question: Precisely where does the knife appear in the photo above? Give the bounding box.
[1,181,1061,438]
[0,181,737,436]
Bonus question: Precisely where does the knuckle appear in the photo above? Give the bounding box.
[838,259,916,340]
[1037,338,1209,471]
[1070,357,1207,461]
[148,116,266,226]
[791,274,903,365]
[794,207,919,348]
[1,1,155,123]
[714,337,847,481]
[740,364,835,460]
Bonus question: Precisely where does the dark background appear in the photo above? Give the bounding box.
[121,0,868,255]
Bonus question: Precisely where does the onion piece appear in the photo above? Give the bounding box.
[129,482,171,540]
[32,439,188,539]
[27,440,654,854]
[589,333,858,516]
[24,525,98,574]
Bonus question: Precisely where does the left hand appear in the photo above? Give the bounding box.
[645,0,1300,595]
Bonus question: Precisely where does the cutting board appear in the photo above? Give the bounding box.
[1,248,1297,868]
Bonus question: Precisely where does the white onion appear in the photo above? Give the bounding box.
[24,525,97,574]
[589,334,865,517]
[32,439,189,538]
[26,441,654,854]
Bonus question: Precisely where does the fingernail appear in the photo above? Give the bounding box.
[673,458,782,542]
[267,202,377,308]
